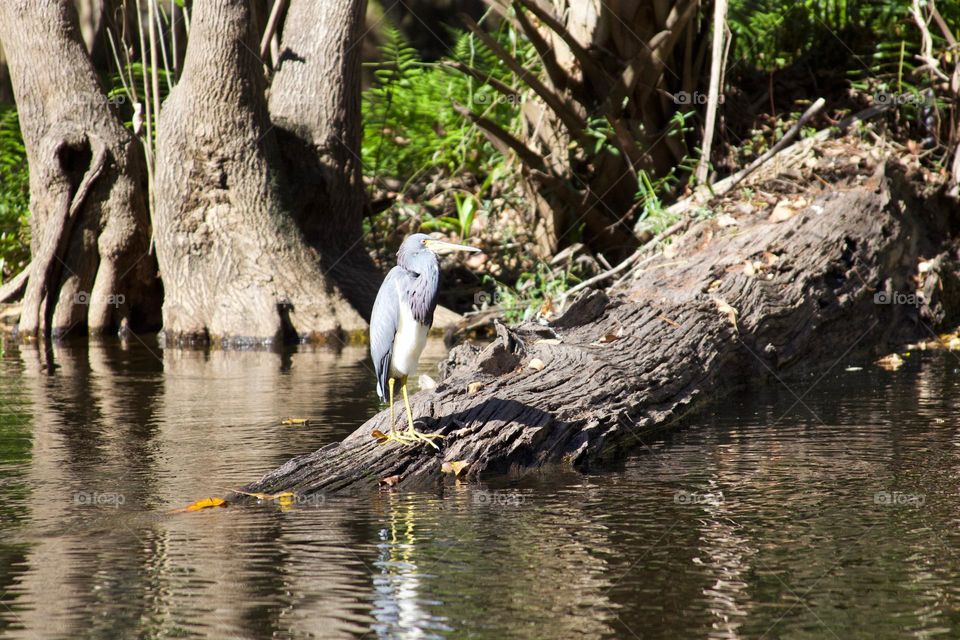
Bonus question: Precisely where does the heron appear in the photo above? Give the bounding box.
[370,233,480,448]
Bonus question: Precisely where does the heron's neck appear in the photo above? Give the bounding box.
[400,255,439,326]
[400,255,438,279]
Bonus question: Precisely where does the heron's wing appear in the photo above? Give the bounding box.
[370,267,403,402]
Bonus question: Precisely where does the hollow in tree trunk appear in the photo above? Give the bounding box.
[0,0,159,339]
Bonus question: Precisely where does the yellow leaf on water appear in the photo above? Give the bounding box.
[441,461,470,476]
[379,475,401,488]
[173,497,227,513]
[875,353,904,370]
[281,418,310,426]
[905,333,960,351]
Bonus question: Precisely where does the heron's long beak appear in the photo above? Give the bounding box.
[424,239,481,254]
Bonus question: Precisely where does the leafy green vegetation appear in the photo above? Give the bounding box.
[0,107,30,284]
[633,170,679,236]
[729,0,912,72]
[361,25,526,186]
[729,0,960,88]
[420,190,480,240]
[1,3,957,314]
[484,258,582,325]
[727,0,960,178]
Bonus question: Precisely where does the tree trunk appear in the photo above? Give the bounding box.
[241,161,960,495]
[0,0,159,338]
[153,0,367,346]
[268,0,383,318]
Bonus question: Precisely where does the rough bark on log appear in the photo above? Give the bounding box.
[243,162,958,496]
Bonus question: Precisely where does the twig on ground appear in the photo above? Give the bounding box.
[560,216,692,304]
[660,96,904,222]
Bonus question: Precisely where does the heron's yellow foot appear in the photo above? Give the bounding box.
[401,425,444,449]
[399,379,444,449]
[376,423,442,448]
[379,429,416,446]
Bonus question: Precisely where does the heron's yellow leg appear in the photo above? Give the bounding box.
[388,377,396,433]
[401,378,444,449]
[382,377,415,445]
[401,377,415,432]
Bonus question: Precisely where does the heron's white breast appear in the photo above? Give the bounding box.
[390,292,429,379]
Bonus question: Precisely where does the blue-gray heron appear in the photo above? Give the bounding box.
[370,233,480,448]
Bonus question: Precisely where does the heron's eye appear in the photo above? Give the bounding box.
[421,239,427,245]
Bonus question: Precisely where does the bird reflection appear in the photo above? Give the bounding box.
[370,494,450,638]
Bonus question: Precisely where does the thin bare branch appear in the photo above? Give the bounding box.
[695,0,728,184]
[135,0,153,168]
[153,0,173,91]
[452,101,547,171]
[461,13,587,137]
[911,0,950,81]
[665,97,831,221]
[930,2,957,47]
[148,0,161,138]
[260,0,288,68]
[514,0,611,92]
[481,0,571,92]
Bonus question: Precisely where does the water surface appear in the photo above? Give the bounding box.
[1,338,959,639]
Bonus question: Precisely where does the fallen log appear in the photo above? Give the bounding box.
[244,161,958,497]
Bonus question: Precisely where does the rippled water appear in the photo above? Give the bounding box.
[1,338,960,639]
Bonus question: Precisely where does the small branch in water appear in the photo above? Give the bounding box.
[0,264,30,304]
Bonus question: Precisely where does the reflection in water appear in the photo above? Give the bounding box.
[372,494,447,639]
[1,339,960,638]
[0,338,446,639]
